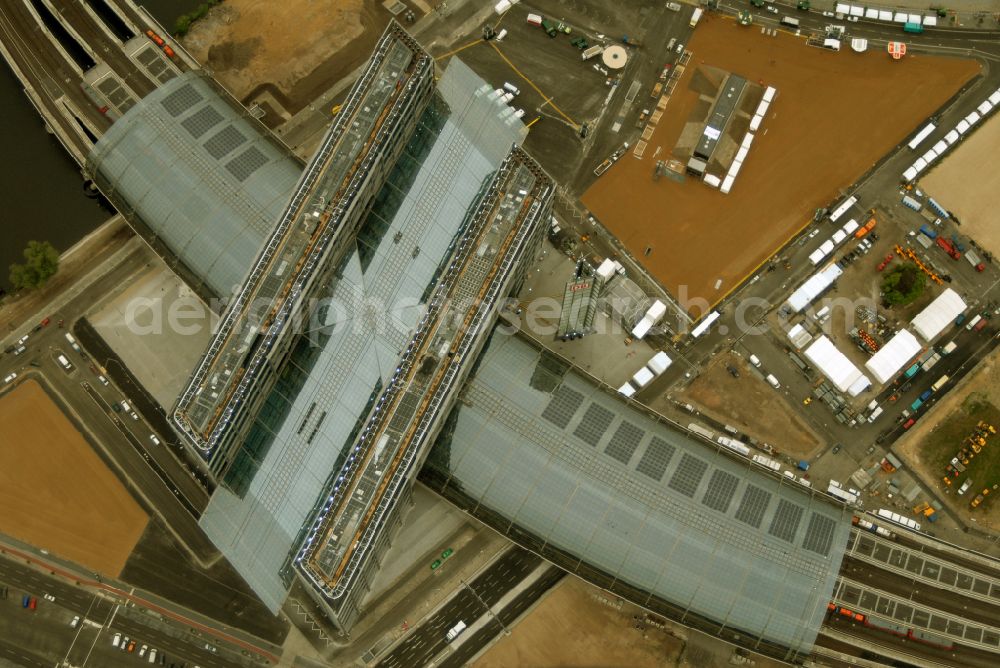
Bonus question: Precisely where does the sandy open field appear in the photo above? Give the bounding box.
[0,380,147,576]
[473,576,685,668]
[583,15,979,313]
[670,351,820,458]
[921,111,1000,258]
[181,0,393,112]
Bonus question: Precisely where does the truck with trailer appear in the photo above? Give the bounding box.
[965,249,986,272]
[936,236,961,260]
[581,45,603,60]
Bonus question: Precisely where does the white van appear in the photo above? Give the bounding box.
[748,354,761,368]
[57,354,74,371]
[966,314,982,331]
[766,374,780,389]
[502,81,520,96]
[112,633,122,648]
[445,620,467,642]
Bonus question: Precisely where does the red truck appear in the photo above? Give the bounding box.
[936,236,961,260]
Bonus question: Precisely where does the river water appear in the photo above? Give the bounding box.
[0,0,205,293]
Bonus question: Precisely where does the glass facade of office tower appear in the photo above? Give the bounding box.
[198,59,527,612]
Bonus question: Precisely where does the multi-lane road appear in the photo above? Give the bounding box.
[377,547,562,668]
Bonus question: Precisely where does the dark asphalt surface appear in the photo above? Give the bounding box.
[377,546,545,667]
[0,555,240,668]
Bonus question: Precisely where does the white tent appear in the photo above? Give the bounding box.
[865,329,922,384]
[647,351,672,375]
[804,336,869,394]
[788,323,813,349]
[911,288,967,341]
[786,263,843,312]
[847,375,871,397]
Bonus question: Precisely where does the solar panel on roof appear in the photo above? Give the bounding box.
[735,485,771,528]
[635,436,675,480]
[769,499,805,543]
[161,82,203,116]
[182,106,225,139]
[667,453,708,497]
[204,125,248,160]
[574,403,615,447]
[604,421,644,464]
[701,469,739,513]
[541,385,584,428]
[802,512,837,556]
[226,146,269,183]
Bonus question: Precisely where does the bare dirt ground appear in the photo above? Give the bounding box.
[473,576,788,668]
[472,576,684,668]
[0,380,147,576]
[181,0,395,113]
[921,112,1000,258]
[582,15,979,313]
[670,352,821,458]
[896,351,1000,532]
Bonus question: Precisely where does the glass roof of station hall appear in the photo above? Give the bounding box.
[86,72,302,299]
[198,58,527,612]
[425,333,852,656]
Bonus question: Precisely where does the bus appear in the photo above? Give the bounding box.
[931,375,950,393]
[780,16,800,28]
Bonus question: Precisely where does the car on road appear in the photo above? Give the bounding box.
[16,335,29,346]
[139,645,148,658]
[127,640,136,653]
[822,10,834,16]
[748,354,761,368]
[847,15,859,22]
[903,418,916,430]
[97,374,109,386]
[832,443,842,454]
[70,615,80,628]
[766,5,778,13]
[150,434,161,446]
[204,643,217,653]
[3,372,16,384]
[43,593,55,602]
[675,42,684,54]
[13,345,26,356]
[766,374,781,389]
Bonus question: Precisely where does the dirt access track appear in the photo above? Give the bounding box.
[921,111,1000,259]
[583,15,979,314]
[0,380,147,577]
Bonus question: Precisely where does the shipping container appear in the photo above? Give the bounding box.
[907,122,936,150]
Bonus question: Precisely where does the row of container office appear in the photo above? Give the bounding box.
[617,351,672,397]
[903,88,1000,183]
[808,213,860,265]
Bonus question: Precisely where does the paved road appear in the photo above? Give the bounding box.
[376,546,543,667]
[0,555,241,668]
[439,566,565,668]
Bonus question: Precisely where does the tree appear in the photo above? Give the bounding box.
[9,240,59,290]
[881,262,926,306]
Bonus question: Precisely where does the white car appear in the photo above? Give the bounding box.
[675,42,684,54]
[766,5,778,13]
[139,645,148,658]
[16,335,29,346]
[112,632,122,647]
[3,372,16,384]
[97,374,109,386]
[822,10,834,17]
[748,354,761,368]
[13,345,26,356]
[204,643,217,653]
[43,593,56,602]
[70,615,80,628]
[847,15,859,22]
[149,434,161,446]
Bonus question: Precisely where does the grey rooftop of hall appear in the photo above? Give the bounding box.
[424,333,852,655]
